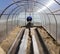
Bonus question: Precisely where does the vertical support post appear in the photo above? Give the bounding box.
[25,9,26,26]
[6,18,8,34]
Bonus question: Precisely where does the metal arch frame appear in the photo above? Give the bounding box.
[7,7,26,34]
[7,1,56,32]
[54,0,60,5]
[42,13,47,28]
[38,13,43,26]
[43,11,51,34]
[0,0,57,27]
[12,5,48,27]
[0,0,56,18]
[12,8,27,26]
[8,5,36,27]
[6,4,29,34]
[25,7,26,25]
[41,10,51,32]
[7,4,25,25]
[31,1,35,26]
[12,0,20,6]
[6,6,22,33]
[39,12,51,34]
[45,12,51,33]
[11,6,46,27]
[15,1,58,42]
[6,6,19,29]
[38,12,45,26]
[0,1,27,18]
[13,3,50,28]
[0,0,57,30]
[35,1,57,42]
[41,11,49,29]
[13,0,60,5]
[6,4,27,34]
[12,5,46,26]
[39,13,46,27]
[0,0,57,42]
[44,12,51,33]
[11,4,46,26]
[38,10,51,35]
[6,3,42,31]
[12,8,24,27]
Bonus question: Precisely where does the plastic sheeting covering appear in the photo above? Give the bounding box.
[41,14,60,44]
[0,0,60,44]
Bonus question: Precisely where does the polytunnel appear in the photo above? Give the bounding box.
[0,0,60,54]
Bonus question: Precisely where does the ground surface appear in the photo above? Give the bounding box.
[38,27,60,54]
[0,26,21,54]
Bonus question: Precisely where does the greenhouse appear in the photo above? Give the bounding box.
[0,0,60,54]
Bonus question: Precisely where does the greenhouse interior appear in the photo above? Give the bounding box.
[0,0,60,54]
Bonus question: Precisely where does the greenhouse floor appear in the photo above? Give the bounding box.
[0,26,60,54]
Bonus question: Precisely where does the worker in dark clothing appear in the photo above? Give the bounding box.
[26,16,33,28]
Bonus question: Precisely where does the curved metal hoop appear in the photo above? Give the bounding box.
[0,0,57,41]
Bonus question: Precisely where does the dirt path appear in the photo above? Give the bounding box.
[0,26,21,54]
[38,27,60,54]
